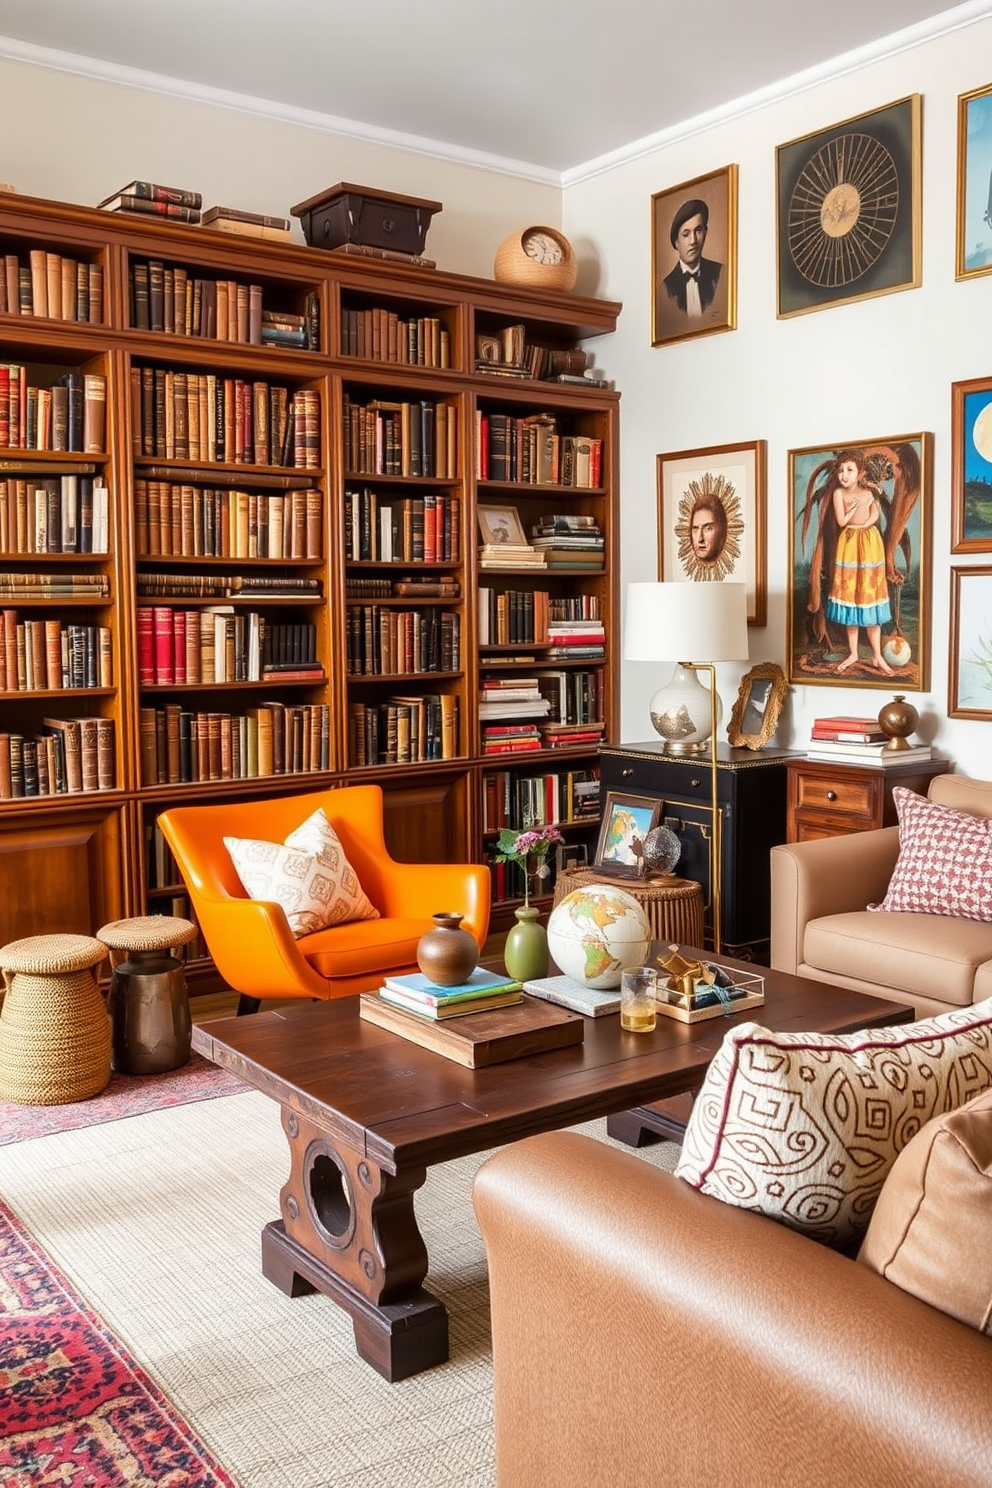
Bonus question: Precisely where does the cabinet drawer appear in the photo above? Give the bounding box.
[602,754,719,802]
[793,769,876,819]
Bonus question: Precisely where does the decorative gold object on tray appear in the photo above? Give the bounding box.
[654,945,765,1023]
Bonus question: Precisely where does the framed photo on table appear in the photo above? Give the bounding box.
[787,432,932,690]
[776,95,921,318]
[727,663,788,750]
[657,440,766,625]
[956,81,992,280]
[651,165,737,347]
[951,376,992,552]
[948,566,992,719]
[594,792,662,878]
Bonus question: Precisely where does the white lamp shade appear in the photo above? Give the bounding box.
[624,581,749,664]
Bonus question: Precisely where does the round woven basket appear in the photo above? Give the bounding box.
[493,226,578,292]
[0,933,111,1105]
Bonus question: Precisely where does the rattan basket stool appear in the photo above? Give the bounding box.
[97,915,196,1075]
[552,868,705,948]
[0,933,110,1105]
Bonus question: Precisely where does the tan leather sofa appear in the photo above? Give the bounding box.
[770,773,992,1018]
[472,1129,992,1488]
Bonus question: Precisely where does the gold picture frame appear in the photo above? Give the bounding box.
[727,663,788,750]
[593,791,662,878]
[951,375,992,552]
[656,439,766,625]
[776,95,922,318]
[948,566,992,719]
[651,165,737,347]
[956,81,992,280]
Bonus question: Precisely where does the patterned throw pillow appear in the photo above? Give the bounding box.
[224,808,379,938]
[676,1000,992,1247]
[869,786,992,920]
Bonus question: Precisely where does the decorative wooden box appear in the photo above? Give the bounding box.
[291,182,442,256]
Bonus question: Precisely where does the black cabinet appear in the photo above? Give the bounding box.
[599,742,795,960]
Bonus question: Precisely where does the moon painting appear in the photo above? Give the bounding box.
[959,384,992,549]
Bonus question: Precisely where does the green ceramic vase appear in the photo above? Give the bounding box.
[503,905,550,982]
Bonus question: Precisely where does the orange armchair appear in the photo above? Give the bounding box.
[157,784,490,1008]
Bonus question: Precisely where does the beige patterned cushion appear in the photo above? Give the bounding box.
[858,1087,992,1333]
[869,786,992,920]
[676,1000,992,1247]
[224,808,379,938]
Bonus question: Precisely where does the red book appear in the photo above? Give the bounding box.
[172,607,186,685]
[136,607,155,685]
[152,605,174,685]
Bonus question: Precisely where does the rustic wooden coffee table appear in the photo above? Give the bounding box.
[192,951,911,1381]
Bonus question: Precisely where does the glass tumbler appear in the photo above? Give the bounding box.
[620,966,658,1032]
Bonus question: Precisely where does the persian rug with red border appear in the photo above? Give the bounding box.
[0,1195,238,1487]
[0,1052,246,1147]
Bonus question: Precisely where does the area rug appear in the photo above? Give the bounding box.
[0,1092,680,1488]
[0,1052,247,1146]
[0,1196,237,1486]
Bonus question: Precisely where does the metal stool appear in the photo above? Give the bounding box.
[96,915,196,1075]
[0,933,110,1104]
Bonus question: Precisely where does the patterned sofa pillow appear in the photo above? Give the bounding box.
[869,786,992,920]
[676,1000,992,1247]
[224,808,379,938]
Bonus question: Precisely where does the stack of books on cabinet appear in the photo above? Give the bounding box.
[806,715,933,766]
[0,187,620,975]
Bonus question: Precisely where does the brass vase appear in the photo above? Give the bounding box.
[416,912,479,987]
[877,694,920,751]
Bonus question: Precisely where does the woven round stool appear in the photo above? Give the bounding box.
[552,867,705,949]
[96,915,196,1075]
[0,933,110,1105]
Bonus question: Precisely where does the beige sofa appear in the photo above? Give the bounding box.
[770,773,992,1018]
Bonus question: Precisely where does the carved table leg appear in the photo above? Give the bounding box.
[260,1106,449,1381]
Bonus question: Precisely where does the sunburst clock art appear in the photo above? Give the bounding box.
[776,95,922,317]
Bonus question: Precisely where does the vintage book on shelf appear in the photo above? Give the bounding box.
[358,991,583,1067]
[99,194,202,224]
[101,181,203,207]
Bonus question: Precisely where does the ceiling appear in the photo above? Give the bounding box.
[0,0,985,178]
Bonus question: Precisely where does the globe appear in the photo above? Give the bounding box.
[547,884,652,990]
[882,635,912,670]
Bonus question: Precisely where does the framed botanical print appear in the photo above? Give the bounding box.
[787,432,932,690]
[657,440,766,625]
[949,566,992,718]
[593,792,662,877]
[951,375,992,552]
[776,95,922,318]
[956,81,992,280]
[651,165,737,347]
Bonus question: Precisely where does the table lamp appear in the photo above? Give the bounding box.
[623,581,749,953]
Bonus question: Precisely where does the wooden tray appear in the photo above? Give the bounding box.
[359,992,583,1067]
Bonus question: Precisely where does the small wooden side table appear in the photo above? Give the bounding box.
[552,867,705,949]
[786,756,951,842]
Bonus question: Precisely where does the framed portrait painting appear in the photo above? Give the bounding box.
[956,81,992,279]
[593,792,661,878]
[952,376,992,551]
[787,432,932,690]
[776,95,922,318]
[949,566,992,718]
[657,440,766,625]
[651,164,737,347]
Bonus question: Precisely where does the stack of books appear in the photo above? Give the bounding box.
[529,514,605,568]
[479,677,552,724]
[807,715,933,766]
[375,967,523,1021]
[481,722,543,754]
[478,542,546,570]
[546,618,607,661]
[98,181,202,224]
[201,205,292,243]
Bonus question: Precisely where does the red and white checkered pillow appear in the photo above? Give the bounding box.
[870,786,992,920]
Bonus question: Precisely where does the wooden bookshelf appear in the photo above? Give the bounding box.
[0,190,621,981]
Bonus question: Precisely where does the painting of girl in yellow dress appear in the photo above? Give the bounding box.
[788,434,932,689]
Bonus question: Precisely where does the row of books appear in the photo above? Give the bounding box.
[345,605,460,676]
[475,329,589,384]
[0,570,109,599]
[0,717,115,798]
[342,394,457,480]
[344,487,461,564]
[136,571,320,598]
[480,720,604,756]
[476,411,603,487]
[482,766,601,832]
[130,366,320,469]
[137,608,320,687]
[134,480,322,561]
[0,250,103,323]
[0,368,106,453]
[340,308,451,367]
[0,474,110,555]
[344,576,460,600]
[129,260,319,349]
[807,714,932,766]
[99,180,203,224]
[479,588,550,646]
[2,614,112,692]
[139,701,331,785]
[347,694,458,766]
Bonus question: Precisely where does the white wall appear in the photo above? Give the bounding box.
[564,16,992,779]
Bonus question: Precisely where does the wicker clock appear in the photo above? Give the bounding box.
[494,226,578,292]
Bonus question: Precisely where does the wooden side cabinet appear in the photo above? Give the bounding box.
[786,756,952,842]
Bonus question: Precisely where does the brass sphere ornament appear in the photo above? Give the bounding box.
[877,694,920,751]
